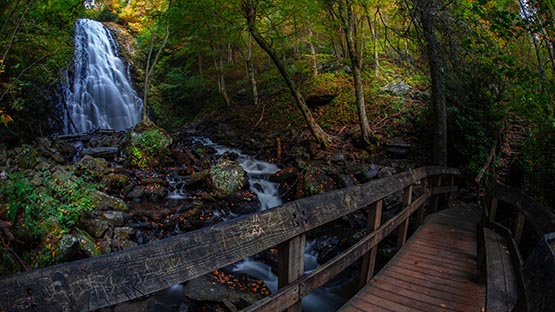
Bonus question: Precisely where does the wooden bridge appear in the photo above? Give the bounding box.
[1,166,554,312]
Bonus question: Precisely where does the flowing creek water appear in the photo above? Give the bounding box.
[182,138,352,311]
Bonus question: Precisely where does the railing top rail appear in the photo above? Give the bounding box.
[0,166,459,312]
[486,178,555,235]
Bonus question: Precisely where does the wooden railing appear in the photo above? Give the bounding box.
[0,166,460,312]
[480,178,555,312]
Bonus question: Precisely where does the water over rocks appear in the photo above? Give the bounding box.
[0,121,418,310]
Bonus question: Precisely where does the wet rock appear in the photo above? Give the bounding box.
[114,227,135,241]
[90,190,129,211]
[126,126,174,170]
[100,173,129,194]
[81,146,119,159]
[81,219,110,238]
[378,166,396,178]
[330,173,358,188]
[127,185,145,199]
[229,191,259,214]
[210,159,247,196]
[15,145,39,169]
[301,167,337,197]
[59,229,101,261]
[103,210,126,227]
[183,274,264,306]
[381,81,412,96]
[355,164,380,183]
[187,169,210,188]
[269,166,298,183]
[383,137,411,159]
[143,183,165,202]
[75,155,108,179]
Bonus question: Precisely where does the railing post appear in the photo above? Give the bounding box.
[489,197,499,222]
[397,185,413,248]
[514,210,526,244]
[431,175,442,212]
[278,234,306,312]
[359,199,383,287]
[445,175,455,205]
[416,178,429,226]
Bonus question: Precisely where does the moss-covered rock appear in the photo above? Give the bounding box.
[90,190,129,212]
[126,126,174,170]
[209,159,247,197]
[75,155,109,179]
[15,145,39,169]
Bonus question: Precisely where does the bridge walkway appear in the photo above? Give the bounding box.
[340,203,486,312]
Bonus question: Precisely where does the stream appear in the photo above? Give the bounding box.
[185,138,353,312]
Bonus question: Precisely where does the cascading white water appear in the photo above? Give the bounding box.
[62,18,142,134]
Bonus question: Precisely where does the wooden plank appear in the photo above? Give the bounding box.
[370,276,482,310]
[513,211,525,244]
[341,205,485,312]
[244,192,431,312]
[432,185,458,195]
[521,233,555,312]
[374,273,483,306]
[278,234,305,312]
[397,185,413,248]
[380,268,483,299]
[356,290,425,312]
[431,176,442,212]
[484,228,519,312]
[360,199,383,286]
[487,179,555,235]
[416,178,429,226]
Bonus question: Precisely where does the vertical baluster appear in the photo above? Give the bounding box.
[278,234,306,312]
[514,210,526,244]
[416,178,429,226]
[360,200,383,287]
[431,175,443,212]
[489,197,499,222]
[397,185,413,248]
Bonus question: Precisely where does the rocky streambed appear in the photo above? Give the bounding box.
[0,123,415,311]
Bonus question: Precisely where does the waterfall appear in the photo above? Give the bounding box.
[62,19,142,134]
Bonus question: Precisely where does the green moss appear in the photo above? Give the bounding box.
[126,127,173,170]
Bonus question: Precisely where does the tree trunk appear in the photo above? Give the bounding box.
[143,2,172,124]
[308,23,318,77]
[417,0,447,166]
[242,0,332,148]
[338,0,375,146]
[245,34,259,106]
[363,4,380,77]
[213,47,231,107]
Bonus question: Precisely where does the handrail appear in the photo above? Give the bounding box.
[481,178,555,311]
[0,166,459,312]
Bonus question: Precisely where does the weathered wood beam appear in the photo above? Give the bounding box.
[0,167,458,312]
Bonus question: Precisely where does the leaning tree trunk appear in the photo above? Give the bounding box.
[242,1,332,148]
[417,0,447,166]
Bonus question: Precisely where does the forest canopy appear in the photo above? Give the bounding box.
[0,0,554,206]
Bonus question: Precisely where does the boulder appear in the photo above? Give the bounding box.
[81,146,119,159]
[126,126,173,170]
[103,210,126,227]
[210,159,247,196]
[58,229,101,261]
[381,81,412,96]
[81,219,110,238]
[15,145,39,169]
[90,190,129,212]
[76,155,108,179]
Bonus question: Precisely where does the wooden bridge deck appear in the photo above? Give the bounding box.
[340,203,486,312]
